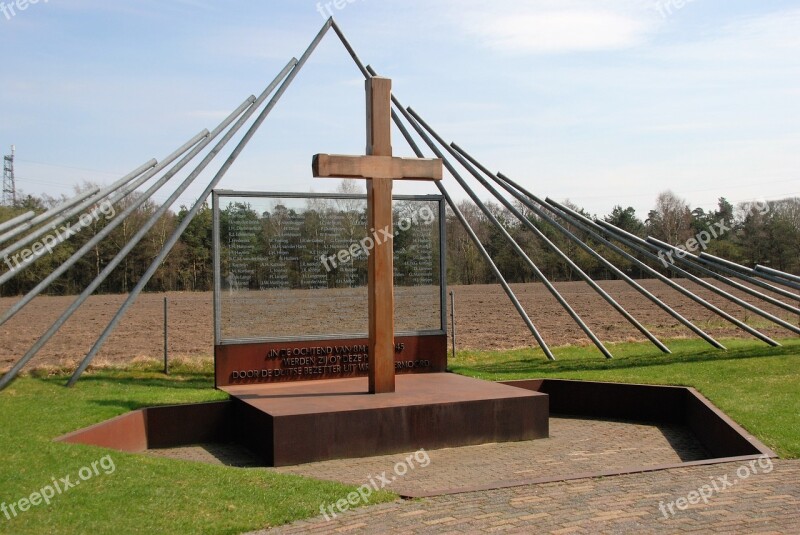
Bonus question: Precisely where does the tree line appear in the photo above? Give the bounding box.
[446,192,799,285]
[0,187,797,297]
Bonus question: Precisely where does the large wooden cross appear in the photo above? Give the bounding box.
[312,77,443,394]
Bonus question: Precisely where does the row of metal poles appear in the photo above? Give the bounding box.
[1,18,799,390]
[0,19,338,390]
[330,23,800,360]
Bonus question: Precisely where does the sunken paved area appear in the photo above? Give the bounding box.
[272,416,708,496]
[260,460,800,534]
[148,416,709,496]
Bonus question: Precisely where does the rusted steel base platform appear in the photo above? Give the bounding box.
[221,373,549,467]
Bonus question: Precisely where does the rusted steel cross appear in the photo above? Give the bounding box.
[312,77,442,393]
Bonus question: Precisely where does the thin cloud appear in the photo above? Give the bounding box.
[447,0,659,54]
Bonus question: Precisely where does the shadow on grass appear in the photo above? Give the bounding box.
[33,370,217,392]
[86,396,228,412]
[87,398,159,411]
[451,343,799,377]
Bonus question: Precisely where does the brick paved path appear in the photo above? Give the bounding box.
[273,417,708,496]
[261,460,800,534]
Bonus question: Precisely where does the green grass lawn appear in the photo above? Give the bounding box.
[0,366,394,535]
[451,338,800,458]
[0,338,797,534]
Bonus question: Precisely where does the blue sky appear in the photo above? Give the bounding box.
[1,0,798,218]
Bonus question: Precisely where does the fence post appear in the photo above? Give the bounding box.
[163,296,169,375]
[450,290,456,360]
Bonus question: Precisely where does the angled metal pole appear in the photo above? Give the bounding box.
[490,170,724,350]
[644,236,800,315]
[756,265,800,284]
[0,91,265,389]
[331,19,370,78]
[681,252,800,302]
[700,253,800,293]
[362,61,554,358]
[448,145,670,354]
[0,59,302,390]
[700,253,752,274]
[755,265,800,289]
[388,108,554,360]
[0,211,35,234]
[347,37,726,352]
[595,221,800,336]
[69,51,315,386]
[0,161,157,265]
[0,128,210,323]
[406,107,613,359]
[537,198,733,349]
[0,186,102,245]
[548,199,780,346]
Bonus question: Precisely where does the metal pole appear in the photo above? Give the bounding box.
[0,91,263,389]
[331,19,370,79]
[756,265,800,287]
[406,107,613,359]
[594,221,800,335]
[446,142,669,354]
[450,290,456,360]
[60,76,285,389]
[0,160,157,261]
[330,47,552,357]
[682,252,800,302]
[488,169,720,351]
[644,236,800,314]
[700,253,800,293]
[0,186,101,246]
[0,211,35,235]
[0,129,209,324]
[212,191,222,346]
[349,56,713,351]
[164,297,169,375]
[67,25,332,386]
[548,199,781,346]
[0,160,157,274]
[366,63,552,358]
[389,108,555,360]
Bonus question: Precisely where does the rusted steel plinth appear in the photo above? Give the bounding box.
[224,373,548,467]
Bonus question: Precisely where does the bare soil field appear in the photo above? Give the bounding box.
[1,279,798,370]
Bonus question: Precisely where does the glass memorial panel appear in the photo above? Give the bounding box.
[215,193,443,342]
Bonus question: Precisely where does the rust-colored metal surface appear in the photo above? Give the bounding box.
[144,401,233,449]
[56,401,232,452]
[57,378,775,476]
[224,373,548,466]
[502,379,776,459]
[504,379,686,423]
[214,333,447,388]
[57,410,148,452]
[684,386,777,459]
